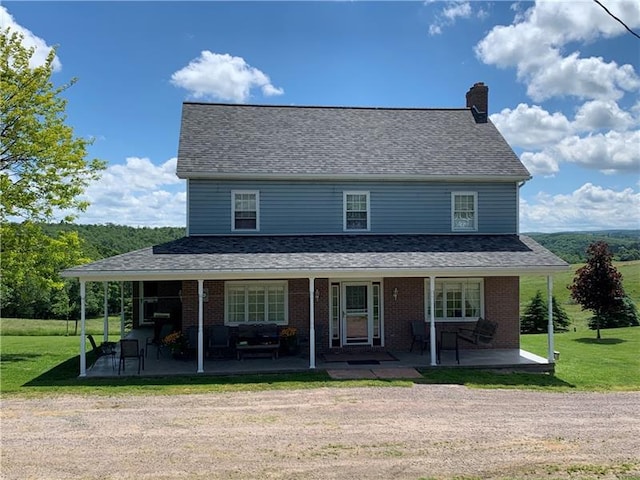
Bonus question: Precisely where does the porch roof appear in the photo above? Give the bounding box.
[62,234,568,281]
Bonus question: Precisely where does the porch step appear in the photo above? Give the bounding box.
[327,367,423,380]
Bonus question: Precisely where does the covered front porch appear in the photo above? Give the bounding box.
[85,327,552,378]
[63,234,569,378]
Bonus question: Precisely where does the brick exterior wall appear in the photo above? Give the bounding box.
[181,280,224,329]
[287,278,309,344]
[383,278,425,351]
[484,276,520,349]
[173,275,520,352]
[382,276,520,351]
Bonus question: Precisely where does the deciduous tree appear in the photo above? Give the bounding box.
[0,28,105,314]
[569,241,626,339]
[1,28,105,221]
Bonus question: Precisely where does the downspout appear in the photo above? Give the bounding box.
[429,276,437,366]
[516,178,530,236]
[309,277,316,369]
[547,275,555,364]
[197,279,204,373]
[79,280,87,377]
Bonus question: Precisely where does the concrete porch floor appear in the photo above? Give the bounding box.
[85,328,553,378]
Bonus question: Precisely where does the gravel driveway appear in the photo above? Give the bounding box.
[2,385,639,479]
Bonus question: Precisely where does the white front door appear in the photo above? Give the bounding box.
[341,283,372,345]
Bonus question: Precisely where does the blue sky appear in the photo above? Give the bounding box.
[2,1,639,232]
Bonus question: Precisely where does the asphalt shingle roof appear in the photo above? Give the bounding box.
[176,104,530,179]
[62,235,568,280]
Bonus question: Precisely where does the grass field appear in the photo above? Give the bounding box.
[520,260,639,332]
[1,316,125,336]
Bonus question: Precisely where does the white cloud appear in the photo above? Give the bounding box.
[0,6,61,71]
[442,2,471,21]
[171,51,284,103]
[69,157,185,227]
[573,100,637,132]
[491,103,572,149]
[428,1,480,36]
[475,1,640,101]
[520,151,559,177]
[526,52,640,102]
[555,130,640,174]
[521,183,640,232]
[493,101,638,175]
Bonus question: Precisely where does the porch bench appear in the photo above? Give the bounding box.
[235,323,280,360]
[457,318,498,346]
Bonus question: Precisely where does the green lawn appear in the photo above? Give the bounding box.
[0,335,410,397]
[1,327,638,396]
[1,316,125,336]
[520,260,640,332]
[520,326,640,391]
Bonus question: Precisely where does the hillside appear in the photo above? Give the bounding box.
[526,230,639,263]
[42,223,186,260]
[41,224,639,264]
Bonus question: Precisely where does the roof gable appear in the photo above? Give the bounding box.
[176,103,530,180]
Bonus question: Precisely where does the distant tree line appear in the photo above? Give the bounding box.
[528,230,640,263]
[2,225,638,320]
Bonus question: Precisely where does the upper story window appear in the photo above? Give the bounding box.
[232,190,259,231]
[344,191,370,231]
[452,192,477,232]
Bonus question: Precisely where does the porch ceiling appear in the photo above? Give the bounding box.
[62,234,569,282]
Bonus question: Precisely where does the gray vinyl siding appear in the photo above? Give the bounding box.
[188,180,518,235]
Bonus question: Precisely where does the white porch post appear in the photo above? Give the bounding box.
[429,276,437,366]
[79,280,87,377]
[120,281,125,339]
[309,277,316,369]
[197,279,204,373]
[103,282,109,342]
[547,275,555,363]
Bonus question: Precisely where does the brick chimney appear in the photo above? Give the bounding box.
[466,82,488,123]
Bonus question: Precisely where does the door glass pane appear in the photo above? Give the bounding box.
[331,284,340,340]
[345,285,367,312]
[346,315,368,338]
[372,284,380,338]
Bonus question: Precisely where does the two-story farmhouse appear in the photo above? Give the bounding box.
[64,83,568,376]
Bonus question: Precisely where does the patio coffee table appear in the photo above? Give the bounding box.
[235,343,279,360]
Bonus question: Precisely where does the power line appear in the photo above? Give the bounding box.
[593,0,640,40]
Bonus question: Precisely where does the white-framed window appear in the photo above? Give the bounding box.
[225,281,288,325]
[451,192,478,232]
[232,190,259,231]
[344,191,370,231]
[425,278,483,322]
